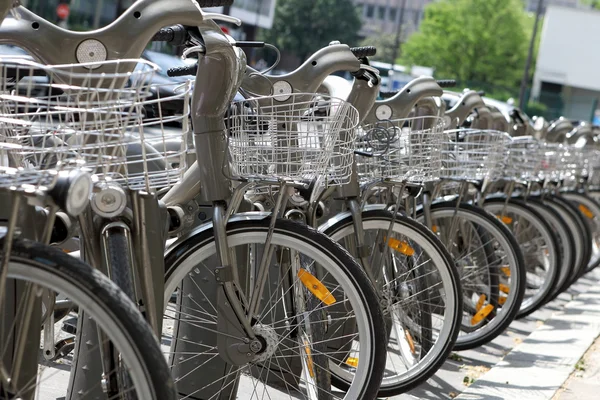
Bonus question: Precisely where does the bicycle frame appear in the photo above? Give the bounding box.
[0,0,385,375]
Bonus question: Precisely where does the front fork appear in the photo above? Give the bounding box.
[0,192,54,400]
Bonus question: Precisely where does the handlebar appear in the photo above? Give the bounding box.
[378,79,456,99]
[151,24,188,45]
[363,76,445,122]
[241,43,361,99]
[350,46,376,58]
[445,90,486,127]
[168,64,198,77]
[197,0,235,6]
[0,0,242,71]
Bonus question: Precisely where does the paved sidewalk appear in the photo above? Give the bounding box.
[553,334,600,399]
[455,274,600,400]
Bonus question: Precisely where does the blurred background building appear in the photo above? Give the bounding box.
[532,5,600,121]
[352,0,433,39]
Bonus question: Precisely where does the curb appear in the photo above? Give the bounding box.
[456,272,600,400]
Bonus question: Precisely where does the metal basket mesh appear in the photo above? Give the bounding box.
[356,116,445,184]
[504,136,543,182]
[441,129,509,182]
[0,58,191,191]
[538,143,561,182]
[226,93,359,185]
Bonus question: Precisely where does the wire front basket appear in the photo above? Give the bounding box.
[357,116,445,184]
[441,129,509,183]
[538,143,561,182]
[226,93,359,185]
[504,136,543,183]
[0,58,191,191]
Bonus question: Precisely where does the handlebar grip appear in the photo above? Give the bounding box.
[197,0,235,6]
[436,80,456,88]
[350,46,377,58]
[151,25,187,45]
[167,63,198,77]
[477,90,486,96]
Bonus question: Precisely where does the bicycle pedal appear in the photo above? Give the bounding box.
[62,317,78,335]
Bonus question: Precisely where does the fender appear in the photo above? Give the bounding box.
[317,203,387,232]
[164,211,271,255]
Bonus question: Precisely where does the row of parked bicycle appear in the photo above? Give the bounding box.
[0,0,598,399]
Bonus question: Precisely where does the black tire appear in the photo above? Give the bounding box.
[322,210,462,395]
[2,238,176,400]
[561,191,600,273]
[525,197,576,303]
[484,198,560,318]
[421,201,526,349]
[548,194,593,282]
[104,229,136,300]
[164,218,387,400]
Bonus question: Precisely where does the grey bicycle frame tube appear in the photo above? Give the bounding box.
[0,1,207,68]
[566,123,593,146]
[471,104,492,130]
[363,76,443,124]
[0,191,49,400]
[242,44,360,98]
[544,118,574,143]
[445,90,486,127]
[489,107,510,133]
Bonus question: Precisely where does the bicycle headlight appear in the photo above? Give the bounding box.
[65,171,92,216]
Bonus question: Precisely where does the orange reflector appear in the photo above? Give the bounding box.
[346,357,359,368]
[498,296,507,305]
[297,269,336,305]
[387,238,415,256]
[405,331,416,354]
[500,266,511,277]
[499,283,510,294]
[475,294,486,312]
[471,304,494,325]
[579,204,595,219]
[432,225,438,233]
[497,215,513,224]
[304,340,315,378]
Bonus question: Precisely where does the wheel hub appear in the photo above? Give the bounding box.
[252,324,278,362]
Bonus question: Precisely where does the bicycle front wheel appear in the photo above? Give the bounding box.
[322,210,462,396]
[0,238,176,400]
[163,217,387,400]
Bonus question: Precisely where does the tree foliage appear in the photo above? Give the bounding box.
[401,0,530,99]
[263,0,361,62]
[360,30,399,64]
[581,0,600,9]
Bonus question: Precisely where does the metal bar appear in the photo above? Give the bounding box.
[248,183,289,318]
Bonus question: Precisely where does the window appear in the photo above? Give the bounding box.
[366,4,374,18]
[378,6,386,20]
[389,7,397,22]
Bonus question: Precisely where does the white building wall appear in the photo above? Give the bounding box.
[534,6,600,93]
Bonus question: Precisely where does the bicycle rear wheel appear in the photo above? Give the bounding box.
[562,191,600,274]
[0,238,176,400]
[527,197,577,302]
[163,217,386,400]
[322,210,462,396]
[420,201,526,350]
[483,198,560,317]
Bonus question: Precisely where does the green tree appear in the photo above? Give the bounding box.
[360,30,400,64]
[581,0,600,9]
[263,0,361,62]
[401,0,530,100]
